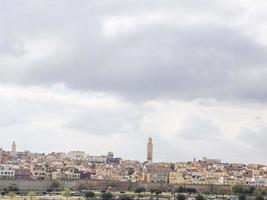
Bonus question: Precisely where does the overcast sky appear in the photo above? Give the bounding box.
[1,0,267,164]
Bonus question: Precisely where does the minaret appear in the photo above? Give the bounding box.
[147,137,153,163]
[0,147,3,163]
[12,141,16,156]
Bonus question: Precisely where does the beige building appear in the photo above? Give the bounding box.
[11,141,16,156]
[65,168,80,179]
[169,172,185,184]
[51,171,62,180]
[31,168,47,180]
[146,172,168,183]
[0,148,2,163]
[147,138,153,163]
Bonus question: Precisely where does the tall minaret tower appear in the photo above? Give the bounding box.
[147,137,153,163]
[12,141,16,155]
[0,147,3,163]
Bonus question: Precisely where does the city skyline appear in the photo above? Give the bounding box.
[1,1,267,165]
[1,139,266,166]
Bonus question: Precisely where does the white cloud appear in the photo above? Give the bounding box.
[1,0,267,164]
[0,84,266,163]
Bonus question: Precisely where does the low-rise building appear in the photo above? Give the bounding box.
[0,164,15,179]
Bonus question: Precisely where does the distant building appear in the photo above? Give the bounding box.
[65,168,80,179]
[88,155,108,163]
[12,141,16,156]
[68,151,86,161]
[15,167,31,180]
[147,138,153,163]
[169,172,185,184]
[0,164,15,179]
[0,147,3,163]
[203,157,221,164]
[107,152,114,159]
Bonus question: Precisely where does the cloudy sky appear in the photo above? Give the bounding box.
[1,0,267,164]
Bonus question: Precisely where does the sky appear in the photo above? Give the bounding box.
[1,0,267,164]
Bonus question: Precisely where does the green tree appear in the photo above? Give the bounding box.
[51,180,61,191]
[186,188,197,194]
[255,196,264,200]
[61,188,71,200]
[238,194,246,200]
[101,192,113,200]
[177,194,186,200]
[150,189,157,194]
[155,190,162,200]
[118,195,133,200]
[7,185,19,192]
[47,188,53,193]
[247,186,255,196]
[232,185,255,196]
[85,191,95,199]
[134,187,146,195]
[196,194,205,200]
[28,192,36,200]
[135,187,146,200]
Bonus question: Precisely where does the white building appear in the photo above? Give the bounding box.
[88,155,107,163]
[68,151,87,161]
[0,164,15,179]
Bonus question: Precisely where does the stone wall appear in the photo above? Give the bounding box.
[0,179,233,193]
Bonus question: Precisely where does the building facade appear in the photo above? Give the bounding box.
[147,138,153,163]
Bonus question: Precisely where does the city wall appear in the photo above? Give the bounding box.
[0,179,233,193]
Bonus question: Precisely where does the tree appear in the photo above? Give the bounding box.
[155,190,162,200]
[186,188,197,194]
[28,192,36,200]
[135,187,146,200]
[119,195,133,200]
[61,188,71,200]
[232,185,255,196]
[256,196,264,200]
[7,185,19,192]
[218,188,228,197]
[134,187,146,195]
[101,192,113,200]
[51,180,61,191]
[196,194,205,200]
[47,188,53,193]
[7,192,16,200]
[175,187,185,194]
[176,194,186,200]
[84,191,95,199]
[238,194,246,200]
[155,190,162,195]
[247,186,255,196]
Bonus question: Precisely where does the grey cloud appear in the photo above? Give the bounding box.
[64,105,141,135]
[1,0,267,163]
[178,116,221,141]
[1,0,267,102]
[239,126,267,154]
[19,25,267,102]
